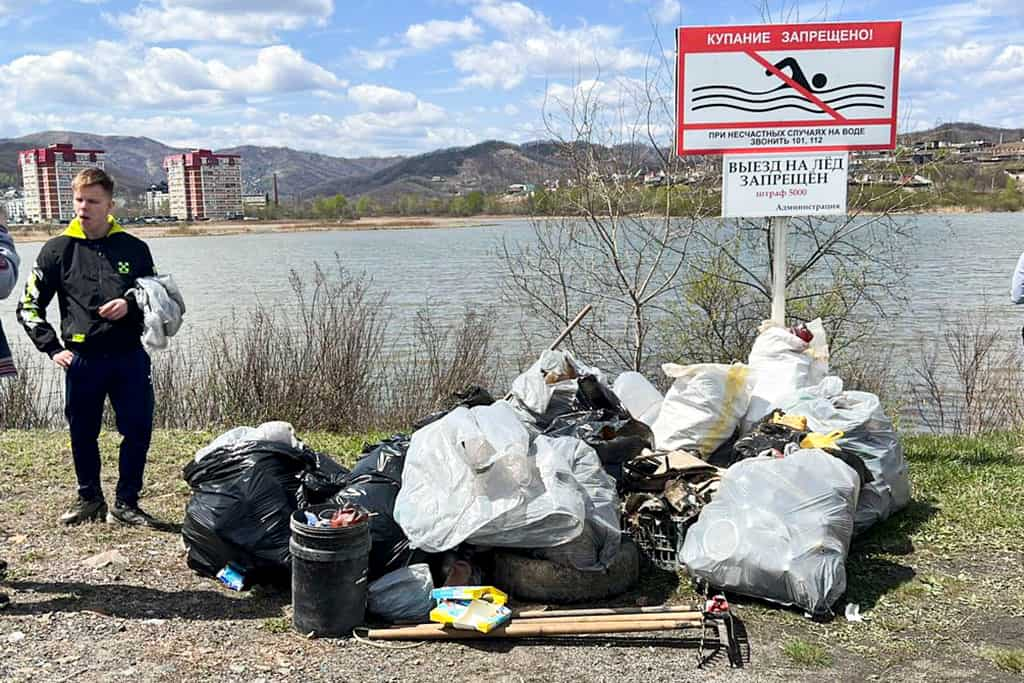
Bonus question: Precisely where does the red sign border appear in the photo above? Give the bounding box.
[675,21,902,156]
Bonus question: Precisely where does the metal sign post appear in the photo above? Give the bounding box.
[770,216,788,325]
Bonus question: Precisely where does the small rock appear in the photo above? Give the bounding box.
[142,619,167,626]
[229,664,246,674]
[82,550,129,569]
[8,631,25,643]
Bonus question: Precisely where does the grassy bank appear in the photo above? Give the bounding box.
[0,429,1021,681]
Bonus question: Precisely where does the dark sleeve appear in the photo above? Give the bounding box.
[16,245,63,357]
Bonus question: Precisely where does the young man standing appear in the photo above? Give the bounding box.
[17,168,159,527]
[0,214,21,605]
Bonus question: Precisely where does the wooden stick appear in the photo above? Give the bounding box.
[547,304,594,350]
[514,605,701,619]
[502,303,594,401]
[386,613,703,629]
[504,613,703,626]
[368,618,702,641]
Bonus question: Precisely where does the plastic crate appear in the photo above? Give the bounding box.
[624,510,691,572]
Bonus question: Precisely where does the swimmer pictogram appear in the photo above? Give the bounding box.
[692,56,885,115]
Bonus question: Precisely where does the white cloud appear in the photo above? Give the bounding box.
[472,1,544,34]
[109,0,333,44]
[405,17,481,50]
[352,47,403,71]
[941,41,997,69]
[652,0,681,25]
[206,45,346,92]
[454,4,645,89]
[0,42,346,110]
[347,84,419,113]
[981,45,1024,84]
[0,109,203,143]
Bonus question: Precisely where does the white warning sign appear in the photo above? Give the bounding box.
[721,152,849,217]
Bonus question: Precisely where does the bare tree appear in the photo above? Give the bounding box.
[501,33,931,380]
[502,63,708,373]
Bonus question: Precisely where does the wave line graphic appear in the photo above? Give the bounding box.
[693,92,885,105]
[691,102,886,113]
[692,82,885,96]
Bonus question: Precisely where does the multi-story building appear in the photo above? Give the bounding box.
[18,143,105,222]
[145,183,169,213]
[2,196,26,223]
[163,149,242,220]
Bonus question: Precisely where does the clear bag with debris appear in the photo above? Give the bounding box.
[782,376,910,533]
[680,449,860,616]
[507,349,608,429]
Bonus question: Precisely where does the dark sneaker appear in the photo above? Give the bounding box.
[107,502,159,528]
[0,558,7,581]
[0,592,8,606]
[59,497,108,525]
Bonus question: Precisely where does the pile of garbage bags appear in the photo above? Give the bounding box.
[180,318,910,620]
[614,319,910,616]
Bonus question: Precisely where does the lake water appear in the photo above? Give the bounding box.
[3,212,1023,419]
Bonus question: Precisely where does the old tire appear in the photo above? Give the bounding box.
[492,538,640,604]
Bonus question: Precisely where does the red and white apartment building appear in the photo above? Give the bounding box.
[18,144,105,222]
[163,149,243,221]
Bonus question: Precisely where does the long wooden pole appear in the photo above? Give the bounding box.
[513,605,699,619]
[547,304,593,350]
[368,617,703,641]
[502,303,594,401]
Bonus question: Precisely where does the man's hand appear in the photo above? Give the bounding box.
[98,298,128,321]
[52,350,74,369]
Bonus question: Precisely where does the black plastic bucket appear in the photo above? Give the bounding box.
[290,506,370,637]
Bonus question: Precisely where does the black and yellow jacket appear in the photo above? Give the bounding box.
[17,216,155,357]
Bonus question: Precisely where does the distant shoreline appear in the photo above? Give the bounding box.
[4,214,531,244]
[6,206,1014,243]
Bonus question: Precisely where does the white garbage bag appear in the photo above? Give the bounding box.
[743,319,829,432]
[612,371,663,426]
[367,564,434,622]
[394,402,533,553]
[194,421,303,463]
[782,377,910,533]
[508,349,606,426]
[651,363,754,456]
[681,449,859,616]
[475,435,621,571]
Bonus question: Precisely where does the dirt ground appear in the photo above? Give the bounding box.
[0,429,1022,682]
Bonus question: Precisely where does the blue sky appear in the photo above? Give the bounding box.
[0,0,1021,157]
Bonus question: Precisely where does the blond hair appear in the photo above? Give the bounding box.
[72,168,115,197]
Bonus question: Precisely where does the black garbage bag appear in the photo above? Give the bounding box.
[730,411,875,486]
[329,434,414,580]
[412,385,496,430]
[181,440,310,585]
[732,412,807,462]
[544,375,655,484]
[296,450,351,508]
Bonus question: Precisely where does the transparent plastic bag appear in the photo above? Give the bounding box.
[394,402,533,552]
[681,449,859,616]
[367,564,434,623]
[744,319,829,432]
[782,377,910,532]
[651,363,754,456]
